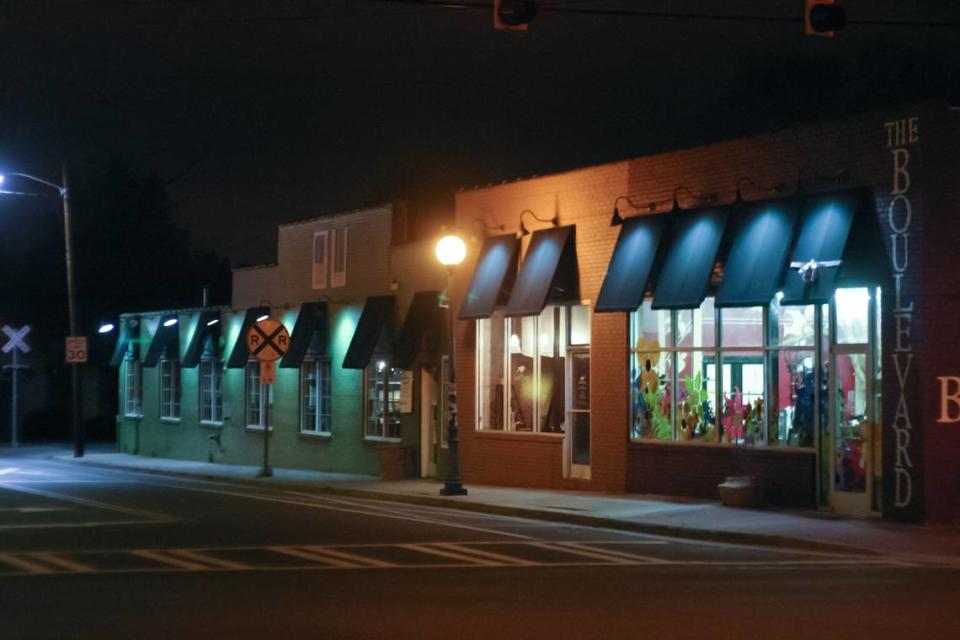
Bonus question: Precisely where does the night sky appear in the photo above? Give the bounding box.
[2,0,959,266]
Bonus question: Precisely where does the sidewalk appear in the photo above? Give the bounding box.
[52,449,960,566]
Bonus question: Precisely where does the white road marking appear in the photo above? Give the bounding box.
[127,478,534,540]
[300,545,397,568]
[168,549,249,571]
[400,543,500,566]
[27,552,93,573]
[0,552,55,574]
[0,483,171,521]
[0,506,73,513]
[432,543,537,566]
[130,549,209,571]
[0,520,166,532]
[555,542,667,564]
[271,546,361,568]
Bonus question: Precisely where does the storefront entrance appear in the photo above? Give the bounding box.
[828,289,880,515]
[420,367,438,478]
[565,348,591,479]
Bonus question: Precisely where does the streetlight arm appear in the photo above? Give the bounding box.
[6,172,66,196]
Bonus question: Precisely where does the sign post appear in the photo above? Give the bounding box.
[3,325,32,448]
[246,318,289,478]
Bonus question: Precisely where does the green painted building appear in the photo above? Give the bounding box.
[115,203,453,478]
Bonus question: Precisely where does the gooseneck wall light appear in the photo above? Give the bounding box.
[518,209,558,236]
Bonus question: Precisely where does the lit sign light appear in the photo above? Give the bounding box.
[163,318,178,327]
[206,318,220,326]
[257,314,269,322]
[97,323,115,334]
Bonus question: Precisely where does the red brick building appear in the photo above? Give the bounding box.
[451,103,960,524]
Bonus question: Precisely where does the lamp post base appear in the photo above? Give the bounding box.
[440,483,468,496]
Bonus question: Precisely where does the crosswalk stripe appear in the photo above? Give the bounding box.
[301,545,396,568]
[559,542,666,564]
[27,552,93,573]
[401,543,501,566]
[130,549,208,571]
[434,543,537,566]
[0,552,55,574]
[168,549,248,570]
[270,546,359,568]
[527,542,641,565]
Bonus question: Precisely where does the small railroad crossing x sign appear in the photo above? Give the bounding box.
[246,318,290,362]
[2,325,31,354]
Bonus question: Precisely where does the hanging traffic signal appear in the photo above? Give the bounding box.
[805,1,847,36]
[494,0,537,31]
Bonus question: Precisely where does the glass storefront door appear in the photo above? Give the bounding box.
[566,348,590,478]
[828,288,879,515]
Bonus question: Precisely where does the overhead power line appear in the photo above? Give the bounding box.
[371,0,960,28]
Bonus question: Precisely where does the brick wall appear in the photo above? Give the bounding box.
[627,442,816,507]
[453,103,956,522]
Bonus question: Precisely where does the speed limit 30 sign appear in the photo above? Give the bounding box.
[65,336,88,363]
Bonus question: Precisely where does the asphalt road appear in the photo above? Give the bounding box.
[0,451,958,640]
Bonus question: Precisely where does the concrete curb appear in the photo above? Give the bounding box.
[59,457,880,558]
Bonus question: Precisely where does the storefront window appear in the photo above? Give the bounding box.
[365,360,401,440]
[476,304,587,434]
[835,287,870,344]
[629,302,672,440]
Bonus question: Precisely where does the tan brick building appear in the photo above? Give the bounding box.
[451,103,960,524]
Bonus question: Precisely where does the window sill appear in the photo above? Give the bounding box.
[160,417,182,425]
[299,431,332,441]
[122,413,143,420]
[200,421,224,430]
[364,436,402,444]
[474,430,563,442]
[245,425,274,432]
[628,438,815,453]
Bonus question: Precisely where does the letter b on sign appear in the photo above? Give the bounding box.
[937,376,960,423]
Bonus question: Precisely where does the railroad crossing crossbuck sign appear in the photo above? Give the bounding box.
[2,325,31,355]
[246,318,290,362]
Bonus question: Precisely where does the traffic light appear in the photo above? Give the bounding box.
[805,1,847,36]
[494,0,537,31]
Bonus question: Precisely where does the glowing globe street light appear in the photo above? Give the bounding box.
[435,234,467,267]
[435,233,468,496]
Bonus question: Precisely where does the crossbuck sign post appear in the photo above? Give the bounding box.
[246,318,289,477]
[2,325,31,447]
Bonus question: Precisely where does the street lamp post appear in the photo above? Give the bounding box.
[435,234,467,496]
[0,167,84,457]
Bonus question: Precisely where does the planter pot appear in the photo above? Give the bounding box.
[377,443,411,481]
[718,475,765,508]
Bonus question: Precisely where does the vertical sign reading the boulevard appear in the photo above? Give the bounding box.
[246,318,289,478]
[882,116,923,522]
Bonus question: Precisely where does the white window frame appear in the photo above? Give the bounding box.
[364,361,402,441]
[123,353,142,417]
[159,358,181,421]
[475,304,587,434]
[331,227,347,288]
[312,230,329,290]
[245,360,273,430]
[301,358,332,435]
[199,358,223,425]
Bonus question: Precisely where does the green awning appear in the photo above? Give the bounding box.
[394,291,441,368]
[182,310,222,368]
[652,207,729,309]
[342,296,397,370]
[142,315,180,367]
[459,234,519,319]
[280,302,329,369]
[596,214,666,313]
[715,200,799,307]
[226,307,270,368]
[505,226,579,317]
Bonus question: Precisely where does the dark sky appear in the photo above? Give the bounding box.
[2,0,958,265]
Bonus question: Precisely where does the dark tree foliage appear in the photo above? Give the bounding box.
[0,159,231,441]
